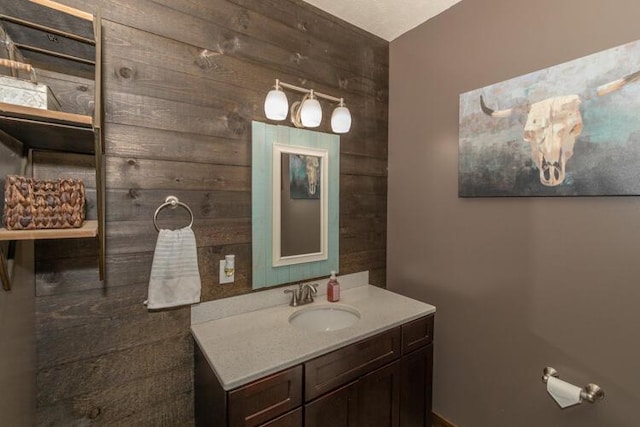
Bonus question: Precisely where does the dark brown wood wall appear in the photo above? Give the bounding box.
[33,0,388,424]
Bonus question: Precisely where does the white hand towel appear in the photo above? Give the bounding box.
[146,227,201,309]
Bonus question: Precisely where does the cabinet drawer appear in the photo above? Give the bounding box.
[229,365,303,427]
[401,315,434,354]
[305,327,402,401]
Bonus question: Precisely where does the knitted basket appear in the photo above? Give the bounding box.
[3,175,85,230]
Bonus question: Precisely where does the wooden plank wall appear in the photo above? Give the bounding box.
[33,0,388,424]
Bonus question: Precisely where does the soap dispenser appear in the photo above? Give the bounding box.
[327,271,340,302]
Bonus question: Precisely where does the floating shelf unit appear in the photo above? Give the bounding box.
[0,1,104,286]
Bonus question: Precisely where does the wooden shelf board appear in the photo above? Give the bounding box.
[25,0,94,23]
[0,220,98,240]
[0,101,95,154]
[0,101,92,126]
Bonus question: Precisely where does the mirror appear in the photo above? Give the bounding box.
[252,121,339,289]
[273,145,328,266]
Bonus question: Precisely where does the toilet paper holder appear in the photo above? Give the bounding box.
[542,367,605,403]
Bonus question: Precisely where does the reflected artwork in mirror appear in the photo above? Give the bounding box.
[275,146,327,265]
[280,152,322,256]
[252,121,339,289]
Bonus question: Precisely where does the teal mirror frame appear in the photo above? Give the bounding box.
[252,121,339,289]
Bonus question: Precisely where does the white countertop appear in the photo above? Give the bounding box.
[191,281,436,391]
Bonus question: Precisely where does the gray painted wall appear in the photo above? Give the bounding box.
[0,142,35,426]
[388,0,640,425]
[0,240,35,426]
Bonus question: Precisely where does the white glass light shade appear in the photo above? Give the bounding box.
[300,97,322,128]
[264,89,288,121]
[331,105,351,133]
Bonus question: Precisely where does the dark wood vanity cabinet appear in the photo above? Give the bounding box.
[400,316,434,427]
[194,347,302,427]
[195,314,434,427]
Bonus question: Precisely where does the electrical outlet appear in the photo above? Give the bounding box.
[219,255,235,284]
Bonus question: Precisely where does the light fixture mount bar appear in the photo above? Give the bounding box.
[278,81,342,103]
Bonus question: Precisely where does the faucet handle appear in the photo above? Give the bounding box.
[284,289,298,307]
[302,283,318,302]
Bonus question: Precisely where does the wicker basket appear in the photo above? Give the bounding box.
[3,175,85,230]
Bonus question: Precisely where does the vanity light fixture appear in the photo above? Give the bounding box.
[331,98,352,134]
[299,90,322,128]
[263,79,352,133]
[264,79,289,121]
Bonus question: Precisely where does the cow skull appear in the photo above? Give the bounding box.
[304,156,320,195]
[480,94,583,186]
[479,70,638,187]
[522,96,583,186]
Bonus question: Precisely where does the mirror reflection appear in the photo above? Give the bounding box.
[273,144,328,267]
[280,152,322,257]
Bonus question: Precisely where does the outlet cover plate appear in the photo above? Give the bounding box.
[219,260,234,284]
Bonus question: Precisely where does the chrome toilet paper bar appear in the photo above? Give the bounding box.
[542,367,605,404]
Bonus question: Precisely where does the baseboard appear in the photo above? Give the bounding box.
[432,411,457,427]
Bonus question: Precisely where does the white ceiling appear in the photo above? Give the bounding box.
[302,0,463,41]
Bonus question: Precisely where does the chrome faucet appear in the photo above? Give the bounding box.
[300,283,318,304]
[284,283,318,307]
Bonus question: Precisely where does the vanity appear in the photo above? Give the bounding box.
[191,276,436,427]
[192,125,436,426]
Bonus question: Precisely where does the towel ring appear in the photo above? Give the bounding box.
[153,196,194,232]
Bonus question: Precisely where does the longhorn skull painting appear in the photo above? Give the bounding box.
[459,39,640,196]
[289,154,321,199]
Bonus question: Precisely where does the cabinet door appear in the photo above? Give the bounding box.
[355,361,401,427]
[259,408,302,427]
[305,382,357,427]
[400,344,433,427]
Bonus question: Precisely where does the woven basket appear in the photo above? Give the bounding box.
[3,175,85,230]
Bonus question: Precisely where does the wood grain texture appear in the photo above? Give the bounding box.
[36,69,95,116]
[32,150,96,185]
[105,123,251,166]
[369,267,387,288]
[37,306,190,369]
[36,282,149,328]
[37,334,193,406]
[105,188,251,222]
[105,156,250,192]
[36,366,193,425]
[33,0,388,424]
[100,17,387,158]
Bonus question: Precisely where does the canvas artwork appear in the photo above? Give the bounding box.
[289,154,321,199]
[459,39,640,197]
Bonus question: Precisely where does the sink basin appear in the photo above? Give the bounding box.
[289,305,361,332]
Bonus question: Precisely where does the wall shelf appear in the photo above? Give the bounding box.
[0,220,98,241]
[0,1,104,289]
[0,101,95,154]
